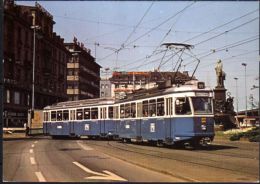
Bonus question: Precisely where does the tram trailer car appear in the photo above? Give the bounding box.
[43,98,117,138]
[115,80,215,146]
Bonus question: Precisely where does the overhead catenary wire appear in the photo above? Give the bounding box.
[183,35,259,67]
[121,1,155,48]
[131,7,258,72]
[128,35,258,72]
[198,49,260,69]
[183,8,259,43]
[183,37,259,72]
[124,2,195,47]
[194,17,259,46]
[117,8,258,71]
[120,2,195,72]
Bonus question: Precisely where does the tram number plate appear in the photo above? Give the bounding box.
[85,124,90,131]
[150,123,155,132]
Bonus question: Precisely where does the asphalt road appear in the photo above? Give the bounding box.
[3,137,183,182]
[3,136,259,182]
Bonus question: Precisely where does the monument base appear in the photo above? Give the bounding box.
[213,87,226,101]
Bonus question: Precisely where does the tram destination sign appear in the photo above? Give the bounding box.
[195,92,209,97]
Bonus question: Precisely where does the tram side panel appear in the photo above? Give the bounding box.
[193,117,215,140]
[140,118,167,142]
[172,117,195,142]
[49,121,70,136]
[118,119,137,139]
[101,119,117,137]
[74,120,100,137]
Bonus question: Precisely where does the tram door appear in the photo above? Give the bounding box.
[136,102,142,140]
[100,107,107,136]
[70,109,76,135]
[165,97,173,140]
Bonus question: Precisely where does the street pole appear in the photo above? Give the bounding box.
[30,25,40,134]
[234,77,239,127]
[234,77,238,114]
[242,63,247,116]
[0,1,3,166]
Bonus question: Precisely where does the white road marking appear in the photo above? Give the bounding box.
[29,149,34,153]
[73,161,127,181]
[35,171,46,182]
[31,144,35,148]
[30,157,36,165]
[77,141,93,151]
[34,141,38,144]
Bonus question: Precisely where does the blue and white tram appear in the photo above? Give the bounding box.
[43,80,215,146]
[115,80,215,146]
[43,98,116,138]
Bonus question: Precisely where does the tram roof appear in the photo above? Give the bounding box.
[44,97,115,110]
[116,80,213,103]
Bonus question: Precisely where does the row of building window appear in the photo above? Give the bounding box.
[5,89,30,106]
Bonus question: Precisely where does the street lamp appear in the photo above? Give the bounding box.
[30,25,40,133]
[234,77,238,114]
[241,63,247,116]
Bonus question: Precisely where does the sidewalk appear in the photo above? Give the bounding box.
[3,132,29,140]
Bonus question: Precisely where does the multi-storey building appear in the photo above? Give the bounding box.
[3,1,69,127]
[65,39,101,101]
[109,71,193,99]
[100,78,112,98]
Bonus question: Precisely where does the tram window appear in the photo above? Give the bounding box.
[76,109,83,120]
[51,111,56,121]
[57,111,62,121]
[91,108,98,119]
[131,103,136,118]
[142,101,148,117]
[113,106,119,119]
[84,108,90,119]
[63,110,69,120]
[166,97,173,116]
[108,106,113,119]
[157,98,165,116]
[120,104,125,118]
[149,99,156,117]
[191,97,213,114]
[137,102,142,117]
[125,103,131,118]
[70,110,75,120]
[175,98,191,115]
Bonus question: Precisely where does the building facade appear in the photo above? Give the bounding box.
[109,71,192,99]
[100,78,112,98]
[65,39,101,101]
[3,1,69,127]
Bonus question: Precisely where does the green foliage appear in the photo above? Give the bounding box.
[229,127,259,142]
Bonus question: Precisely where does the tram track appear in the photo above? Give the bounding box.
[84,140,258,177]
[117,141,259,160]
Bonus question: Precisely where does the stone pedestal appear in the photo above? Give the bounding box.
[213,87,227,101]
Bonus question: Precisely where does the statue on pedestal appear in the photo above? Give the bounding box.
[215,59,226,88]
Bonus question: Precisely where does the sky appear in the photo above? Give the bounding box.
[18,1,259,111]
